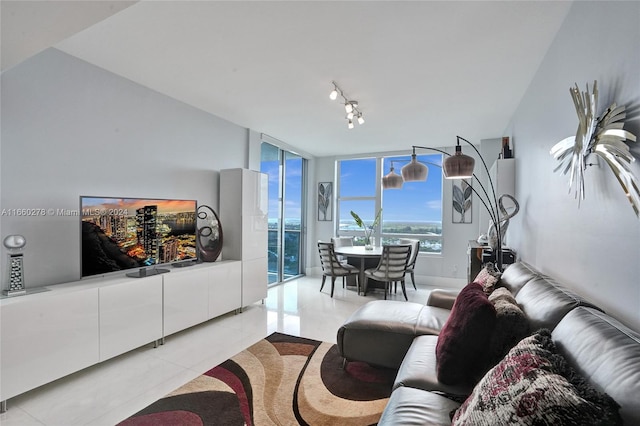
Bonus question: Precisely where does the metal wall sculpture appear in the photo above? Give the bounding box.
[550,81,639,216]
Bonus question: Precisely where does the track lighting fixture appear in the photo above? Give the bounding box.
[329,81,365,129]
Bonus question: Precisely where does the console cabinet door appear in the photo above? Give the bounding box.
[0,289,99,401]
[208,261,242,319]
[99,275,163,361]
[163,268,209,336]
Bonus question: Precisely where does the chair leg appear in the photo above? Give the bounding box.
[411,272,417,290]
[331,276,336,298]
[401,279,408,301]
[320,275,327,292]
[384,281,388,300]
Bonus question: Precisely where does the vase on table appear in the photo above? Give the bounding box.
[364,235,375,250]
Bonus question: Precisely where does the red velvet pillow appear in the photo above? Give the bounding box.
[436,282,497,386]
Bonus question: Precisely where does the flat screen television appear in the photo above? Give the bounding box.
[80,196,197,278]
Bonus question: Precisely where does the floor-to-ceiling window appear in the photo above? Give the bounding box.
[261,142,306,285]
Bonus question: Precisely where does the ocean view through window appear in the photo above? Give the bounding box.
[337,155,443,253]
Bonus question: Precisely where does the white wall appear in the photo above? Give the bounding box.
[1,48,249,287]
[506,1,640,331]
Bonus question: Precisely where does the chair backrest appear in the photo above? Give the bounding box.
[318,241,350,276]
[399,238,420,268]
[373,244,412,281]
[331,236,354,248]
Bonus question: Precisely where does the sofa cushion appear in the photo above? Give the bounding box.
[515,277,599,331]
[488,289,529,364]
[499,261,539,295]
[553,307,640,425]
[473,262,501,294]
[378,385,461,426]
[435,282,497,386]
[394,335,474,397]
[451,329,622,426]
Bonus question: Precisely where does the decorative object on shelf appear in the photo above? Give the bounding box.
[487,194,520,250]
[453,179,473,223]
[328,81,365,129]
[550,80,638,216]
[318,182,333,221]
[501,136,513,159]
[196,205,223,262]
[350,209,382,250]
[3,234,26,296]
[402,136,514,270]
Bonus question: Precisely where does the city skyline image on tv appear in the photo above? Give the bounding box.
[80,197,197,278]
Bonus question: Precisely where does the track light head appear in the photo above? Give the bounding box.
[348,120,354,129]
[357,113,365,125]
[329,89,338,100]
[345,102,353,114]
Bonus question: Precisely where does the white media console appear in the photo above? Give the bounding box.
[0,260,242,410]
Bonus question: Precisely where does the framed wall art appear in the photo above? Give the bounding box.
[453,179,472,223]
[318,182,333,221]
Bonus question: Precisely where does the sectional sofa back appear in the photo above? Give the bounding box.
[500,262,601,331]
[552,307,640,425]
[499,261,539,294]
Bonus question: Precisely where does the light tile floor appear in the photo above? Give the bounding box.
[0,275,441,426]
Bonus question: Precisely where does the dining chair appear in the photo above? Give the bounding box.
[399,238,420,289]
[331,236,354,287]
[331,236,353,262]
[363,244,412,300]
[318,241,359,297]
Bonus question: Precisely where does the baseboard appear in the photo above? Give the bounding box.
[304,267,465,290]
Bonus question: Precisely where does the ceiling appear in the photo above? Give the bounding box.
[1,1,573,157]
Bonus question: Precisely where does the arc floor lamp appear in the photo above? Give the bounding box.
[383,136,505,270]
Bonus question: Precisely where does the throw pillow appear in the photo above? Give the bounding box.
[435,282,497,386]
[488,287,517,305]
[473,262,501,295]
[451,330,622,426]
[487,294,529,365]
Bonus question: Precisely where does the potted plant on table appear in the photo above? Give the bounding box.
[350,209,382,250]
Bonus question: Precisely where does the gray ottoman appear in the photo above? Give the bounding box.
[337,300,450,369]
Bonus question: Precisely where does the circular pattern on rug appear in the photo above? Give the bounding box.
[320,344,396,400]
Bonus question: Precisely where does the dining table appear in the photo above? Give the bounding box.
[334,246,383,295]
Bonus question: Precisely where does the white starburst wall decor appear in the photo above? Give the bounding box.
[550,81,639,217]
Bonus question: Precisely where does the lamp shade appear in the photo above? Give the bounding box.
[401,155,428,182]
[382,168,404,189]
[443,146,474,179]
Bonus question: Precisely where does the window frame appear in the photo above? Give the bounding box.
[336,155,443,254]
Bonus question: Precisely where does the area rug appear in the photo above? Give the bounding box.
[118,332,396,425]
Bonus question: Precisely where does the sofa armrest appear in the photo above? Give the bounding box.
[427,289,459,310]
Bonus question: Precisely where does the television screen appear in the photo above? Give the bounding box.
[80,197,197,278]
